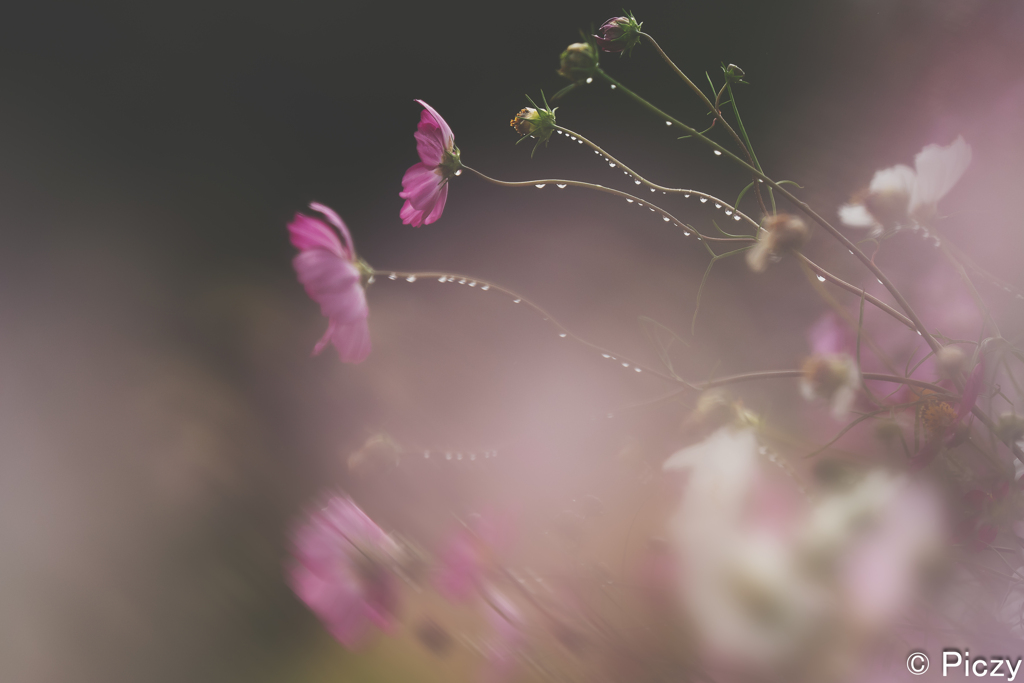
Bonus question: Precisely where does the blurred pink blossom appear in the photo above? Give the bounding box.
[288,202,371,363]
[911,360,984,469]
[435,513,514,601]
[400,100,459,227]
[287,496,399,647]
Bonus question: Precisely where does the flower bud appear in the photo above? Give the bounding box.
[935,346,967,380]
[594,14,642,55]
[746,213,809,272]
[723,63,746,83]
[510,98,558,156]
[558,42,598,82]
[995,412,1024,444]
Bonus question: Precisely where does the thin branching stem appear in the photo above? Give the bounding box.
[596,67,946,363]
[461,164,747,245]
[639,32,768,215]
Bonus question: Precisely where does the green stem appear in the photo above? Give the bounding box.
[640,32,767,215]
[596,67,945,365]
[726,80,776,214]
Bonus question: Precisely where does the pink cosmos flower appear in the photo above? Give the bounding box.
[400,100,460,227]
[288,202,370,363]
[288,496,399,647]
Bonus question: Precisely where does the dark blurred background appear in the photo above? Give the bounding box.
[1,1,1022,681]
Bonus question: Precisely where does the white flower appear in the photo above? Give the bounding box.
[663,429,826,667]
[839,136,971,235]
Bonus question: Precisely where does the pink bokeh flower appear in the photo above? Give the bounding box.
[288,202,371,363]
[400,100,460,227]
[288,496,400,648]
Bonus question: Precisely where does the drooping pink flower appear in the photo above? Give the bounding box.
[287,496,399,648]
[288,202,370,363]
[400,100,460,227]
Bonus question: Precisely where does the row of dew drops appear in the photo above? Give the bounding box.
[375,272,649,376]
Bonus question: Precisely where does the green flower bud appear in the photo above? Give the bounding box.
[558,42,598,82]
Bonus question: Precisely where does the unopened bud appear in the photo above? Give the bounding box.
[558,42,598,82]
[594,14,642,55]
[936,346,967,380]
[996,412,1024,444]
[723,63,746,82]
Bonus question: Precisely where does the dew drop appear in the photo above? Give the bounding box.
[848,250,854,255]
[713,150,722,156]
[715,203,721,209]
[649,207,655,212]
[406,275,416,282]
[665,121,672,126]
[663,216,670,222]
[917,330,923,336]
[513,298,521,303]
[556,183,567,189]
[684,194,690,199]
[610,84,616,89]
[438,276,447,282]
[700,197,708,203]
[635,179,641,185]
[877,278,883,285]
[621,362,630,368]
[458,279,467,284]
[609,162,616,168]
[586,77,593,84]
[626,198,634,203]
[638,203,643,208]
[683,231,691,236]
[634,367,642,372]
[558,333,567,338]
[816,275,826,282]
[535,183,546,189]
[454,169,462,176]
[602,354,610,358]
[570,136,576,141]
[725,210,733,215]
[481,285,490,291]
[757,178,764,183]
[733,215,742,221]
[577,139,583,144]
[445,452,452,460]
[469,281,477,287]
[456,453,463,460]
[367,275,375,284]
[389,273,397,280]
[650,188,656,192]
[557,130,563,135]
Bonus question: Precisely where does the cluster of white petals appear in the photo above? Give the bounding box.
[839,136,971,236]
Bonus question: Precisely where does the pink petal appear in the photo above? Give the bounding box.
[292,251,367,324]
[400,163,444,205]
[308,202,355,257]
[288,213,345,258]
[329,318,371,364]
[413,99,454,165]
[423,181,448,225]
[399,163,445,227]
